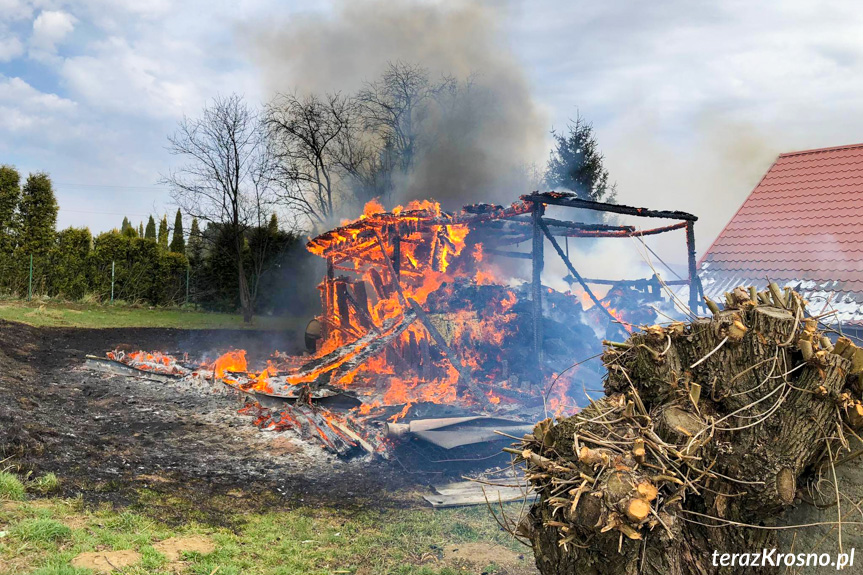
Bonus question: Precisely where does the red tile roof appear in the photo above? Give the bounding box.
[700,143,863,325]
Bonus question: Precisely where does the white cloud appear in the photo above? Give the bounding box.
[0,34,23,61]
[0,0,33,22]
[503,0,863,258]
[31,10,76,54]
[0,75,77,132]
[60,36,203,119]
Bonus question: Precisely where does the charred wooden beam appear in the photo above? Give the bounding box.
[343,282,375,330]
[484,248,532,259]
[532,203,545,370]
[328,313,417,384]
[508,215,636,233]
[374,231,407,308]
[420,334,432,380]
[335,279,351,330]
[473,219,647,239]
[523,192,698,221]
[390,227,401,281]
[267,312,418,396]
[323,257,335,340]
[630,221,688,237]
[685,220,700,313]
[385,342,413,375]
[368,268,388,300]
[406,298,492,409]
[351,281,373,327]
[407,330,419,369]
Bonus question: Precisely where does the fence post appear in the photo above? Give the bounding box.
[185,265,190,305]
[111,260,115,304]
[28,254,32,301]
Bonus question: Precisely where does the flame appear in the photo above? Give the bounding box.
[301,196,532,413]
[211,350,248,379]
[601,301,634,333]
[198,196,589,419]
[363,198,385,217]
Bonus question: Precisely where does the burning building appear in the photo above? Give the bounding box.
[89,191,700,460]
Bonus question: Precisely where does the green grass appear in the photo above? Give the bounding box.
[29,474,60,495]
[0,472,25,501]
[10,518,71,543]
[0,488,533,575]
[0,299,304,330]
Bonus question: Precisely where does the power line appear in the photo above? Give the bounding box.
[61,209,156,217]
[55,183,170,193]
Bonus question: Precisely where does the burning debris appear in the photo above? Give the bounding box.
[86,191,700,461]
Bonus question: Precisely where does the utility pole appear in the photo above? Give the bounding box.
[110,260,115,304]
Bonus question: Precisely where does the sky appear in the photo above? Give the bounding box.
[3,0,863,264]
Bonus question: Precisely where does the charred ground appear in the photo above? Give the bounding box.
[0,320,430,521]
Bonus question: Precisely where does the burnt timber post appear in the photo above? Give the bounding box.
[685,221,699,313]
[323,256,335,341]
[531,202,545,372]
[390,226,401,282]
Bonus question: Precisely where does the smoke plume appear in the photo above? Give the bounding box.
[240,0,547,209]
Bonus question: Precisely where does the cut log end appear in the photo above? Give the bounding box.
[776,467,796,505]
[636,481,658,502]
[578,446,612,467]
[624,498,651,523]
[847,403,863,429]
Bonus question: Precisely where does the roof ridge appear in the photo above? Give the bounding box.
[779,142,863,157]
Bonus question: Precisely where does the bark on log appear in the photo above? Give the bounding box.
[520,286,857,575]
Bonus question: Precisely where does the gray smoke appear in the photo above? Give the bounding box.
[240,0,547,210]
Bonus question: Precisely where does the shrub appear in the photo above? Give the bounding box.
[49,227,92,300]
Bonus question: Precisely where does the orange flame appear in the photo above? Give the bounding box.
[211,350,248,379]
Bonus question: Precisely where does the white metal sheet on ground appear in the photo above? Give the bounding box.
[423,480,535,508]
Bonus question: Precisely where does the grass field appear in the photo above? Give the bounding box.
[0,472,531,575]
[0,299,305,330]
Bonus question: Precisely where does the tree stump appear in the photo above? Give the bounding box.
[518,285,860,575]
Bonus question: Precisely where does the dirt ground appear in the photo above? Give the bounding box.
[0,319,445,517]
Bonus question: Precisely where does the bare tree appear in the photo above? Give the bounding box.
[356,61,455,178]
[265,92,359,231]
[265,63,471,229]
[161,94,272,323]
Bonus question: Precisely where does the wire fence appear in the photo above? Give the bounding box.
[0,251,195,308]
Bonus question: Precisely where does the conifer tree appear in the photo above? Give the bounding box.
[138,222,144,237]
[17,172,58,257]
[0,165,20,254]
[186,217,203,266]
[268,213,278,235]
[121,217,137,237]
[169,209,185,253]
[145,216,157,240]
[545,114,616,202]
[158,215,169,249]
